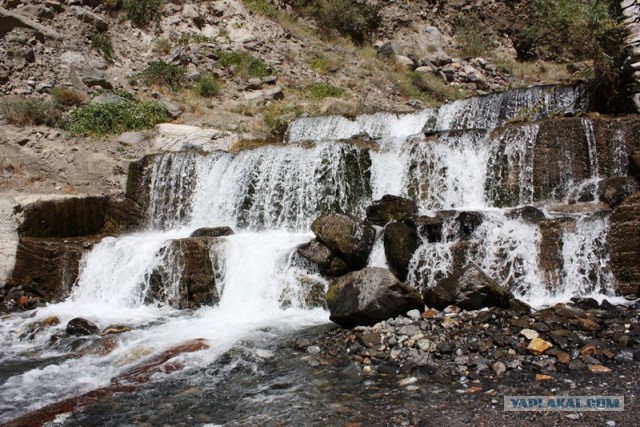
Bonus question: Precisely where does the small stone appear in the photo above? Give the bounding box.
[406,309,421,320]
[535,374,553,381]
[614,350,634,363]
[358,333,382,348]
[520,328,539,340]
[161,100,183,119]
[587,364,611,373]
[579,343,597,356]
[556,351,571,364]
[576,318,600,332]
[421,309,438,319]
[606,421,616,427]
[256,349,274,359]
[306,345,321,355]
[66,318,99,336]
[566,414,581,420]
[527,338,553,355]
[492,361,506,375]
[399,377,417,386]
[416,338,431,352]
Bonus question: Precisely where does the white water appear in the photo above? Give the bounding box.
[1,83,615,422]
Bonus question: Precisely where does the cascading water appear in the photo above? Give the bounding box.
[0,84,619,423]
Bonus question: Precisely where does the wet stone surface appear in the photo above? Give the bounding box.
[58,302,640,426]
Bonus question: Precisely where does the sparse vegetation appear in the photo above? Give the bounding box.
[521,0,627,110]
[398,71,464,105]
[454,13,495,58]
[217,50,271,78]
[176,32,215,46]
[154,37,172,54]
[137,61,187,90]
[64,97,167,136]
[289,0,381,45]
[0,96,62,127]
[50,87,88,107]
[124,0,162,28]
[304,82,347,99]
[307,50,341,74]
[242,0,280,18]
[193,74,221,98]
[90,32,114,63]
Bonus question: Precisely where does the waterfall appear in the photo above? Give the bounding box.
[1,83,617,423]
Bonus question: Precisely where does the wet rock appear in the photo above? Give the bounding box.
[147,238,221,309]
[507,206,546,223]
[570,297,600,310]
[311,214,376,270]
[575,318,600,332]
[366,195,417,226]
[608,192,640,296]
[598,177,639,208]
[189,227,234,238]
[326,267,424,328]
[297,240,350,276]
[101,325,131,335]
[358,332,382,348]
[411,216,444,242]
[66,318,99,336]
[456,211,483,238]
[383,221,419,282]
[422,263,520,311]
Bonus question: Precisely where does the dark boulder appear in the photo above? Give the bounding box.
[311,214,376,269]
[423,263,528,312]
[326,267,424,328]
[598,177,639,208]
[411,215,444,242]
[189,227,234,238]
[507,206,546,223]
[365,195,418,226]
[456,211,484,238]
[383,221,420,281]
[66,318,99,336]
[147,238,221,309]
[297,240,350,276]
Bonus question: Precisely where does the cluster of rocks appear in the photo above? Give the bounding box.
[621,0,640,111]
[376,27,510,93]
[296,195,534,329]
[308,299,640,383]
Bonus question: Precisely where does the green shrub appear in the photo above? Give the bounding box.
[0,96,62,127]
[65,99,167,136]
[522,0,627,111]
[137,61,187,90]
[50,86,88,107]
[90,32,114,63]
[217,50,270,78]
[455,13,495,58]
[124,0,162,28]
[289,0,381,45]
[154,37,172,54]
[304,82,347,99]
[242,0,280,18]
[193,74,221,97]
[319,0,381,44]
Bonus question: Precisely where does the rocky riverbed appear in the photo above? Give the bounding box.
[41,299,638,426]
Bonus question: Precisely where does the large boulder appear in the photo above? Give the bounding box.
[383,221,420,282]
[297,239,350,277]
[423,263,527,311]
[365,195,418,226]
[326,267,424,328]
[189,227,234,238]
[311,214,375,269]
[147,238,221,309]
